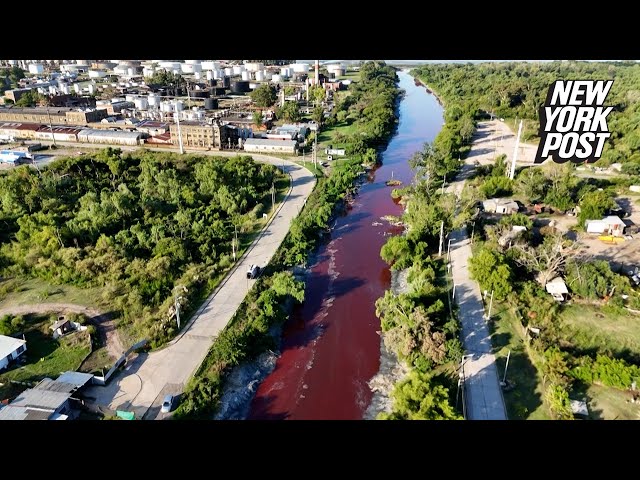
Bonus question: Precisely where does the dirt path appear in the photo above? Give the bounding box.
[0,302,124,359]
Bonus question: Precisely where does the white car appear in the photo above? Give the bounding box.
[161,394,174,413]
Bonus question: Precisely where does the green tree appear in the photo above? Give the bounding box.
[309,85,325,104]
[380,371,462,420]
[278,101,301,122]
[459,116,475,144]
[578,190,617,228]
[312,105,324,125]
[469,247,513,299]
[15,90,45,107]
[253,110,262,127]
[545,384,573,420]
[250,84,277,108]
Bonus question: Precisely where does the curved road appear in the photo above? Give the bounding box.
[82,149,316,419]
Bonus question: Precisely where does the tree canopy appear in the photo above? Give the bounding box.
[250,84,277,108]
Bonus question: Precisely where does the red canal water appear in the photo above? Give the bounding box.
[248,71,444,420]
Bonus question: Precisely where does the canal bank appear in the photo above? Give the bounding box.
[248,71,444,420]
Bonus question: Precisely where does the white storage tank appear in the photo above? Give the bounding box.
[241,71,250,81]
[206,71,214,81]
[224,67,233,76]
[125,94,136,102]
[174,100,184,112]
[28,63,44,75]
[255,70,265,81]
[194,71,201,80]
[148,94,160,107]
[87,84,95,95]
[89,69,107,79]
[127,67,136,76]
[232,65,243,75]
[213,69,223,79]
[159,61,181,71]
[185,60,201,65]
[244,62,264,72]
[279,67,292,78]
[181,63,202,74]
[135,97,149,110]
[292,63,310,73]
[271,74,282,83]
[264,71,273,80]
[249,83,258,90]
[143,67,155,77]
[160,101,174,112]
[201,61,219,71]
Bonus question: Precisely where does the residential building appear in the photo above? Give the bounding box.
[243,138,297,154]
[0,335,27,371]
[482,198,520,215]
[585,216,626,237]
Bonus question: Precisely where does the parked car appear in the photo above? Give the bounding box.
[247,264,260,279]
[161,394,174,413]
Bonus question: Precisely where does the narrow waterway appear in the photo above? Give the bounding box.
[248,71,444,420]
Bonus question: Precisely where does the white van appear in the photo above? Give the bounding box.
[247,264,260,279]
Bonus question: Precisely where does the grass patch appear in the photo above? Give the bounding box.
[0,313,91,399]
[585,384,640,420]
[79,346,113,376]
[490,303,549,420]
[559,304,640,359]
[0,277,107,311]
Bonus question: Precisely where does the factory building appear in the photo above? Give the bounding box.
[0,122,42,140]
[34,126,83,142]
[0,107,108,126]
[169,121,238,149]
[77,129,146,146]
[243,138,297,154]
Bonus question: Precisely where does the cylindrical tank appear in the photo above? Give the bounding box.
[204,98,218,110]
[241,71,250,81]
[249,83,258,90]
[230,81,250,93]
[127,67,135,76]
[194,71,201,80]
[232,65,243,75]
[206,71,214,81]
[224,67,233,76]
[125,94,136,102]
[212,87,226,96]
[201,61,219,71]
[255,70,265,81]
[174,100,184,112]
[244,62,264,72]
[148,94,159,107]
[87,84,95,94]
[185,60,200,65]
[292,63,310,73]
[135,97,149,110]
[222,77,230,88]
[213,69,223,79]
[271,74,281,83]
[160,101,174,112]
[159,61,181,71]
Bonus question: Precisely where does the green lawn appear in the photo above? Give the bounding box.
[559,304,640,358]
[490,303,550,420]
[0,277,107,311]
[585,384,640,420]
[0,314,91,400]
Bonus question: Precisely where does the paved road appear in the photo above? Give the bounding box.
[83,148,316,419]
[447,137,509,421]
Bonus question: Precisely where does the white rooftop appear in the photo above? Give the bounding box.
[0,334,26,358]
[545,277,569,295]
[244,138,297,147]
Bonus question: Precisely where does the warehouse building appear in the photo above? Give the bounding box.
[34,126,84,142]
[243,138,297,154]
[169,121,238,149]
[0,107,107,126]
[0,122,42,140]
[77,129,146,146]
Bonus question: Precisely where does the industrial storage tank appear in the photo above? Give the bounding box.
[213,69,224,79]
[181,63,202,74]
[206,71,214,81]
[224,67,233,76]
[222,77,231,88]
[185,60,201,65]
[160,101,174,112]
[204,98,219,110]
[148,94,160,107]
[201,61,219,71]
[249,83,258,90]
[264,71,273,80]
[127,67,136,76]
[230,81,251,93]
[135,97,149,110]
[279,67,291,78]
[174,100,184,112]
[232,65,244,75]
[244,62,264,72]
[255,70,265,81]
[126,94,137,102]
[292,63,310,73]
[271,74,281,83]
[241,71,250,81]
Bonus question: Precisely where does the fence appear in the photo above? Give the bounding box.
[92,339,148,386]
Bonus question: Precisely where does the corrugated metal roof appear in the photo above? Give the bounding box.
[11,388,71,410]
[78,129,143,139]
[0,334,26,359]
[57,371,94,389]
[0,405,30,420]
[35,378,77,393]
[244,138,297,147]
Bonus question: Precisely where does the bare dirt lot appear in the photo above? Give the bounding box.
[467,120,538,166]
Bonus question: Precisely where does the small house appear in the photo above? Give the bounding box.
[585,216,626,237]
[545,277,569,302]
[50,317,72,339]
[0,335,27,371]
[482,198,519,215]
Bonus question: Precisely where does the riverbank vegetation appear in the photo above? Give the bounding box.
[376,111,468,419]
[175,61,402,418]
[412,61,640,168]
[0,150,286,349]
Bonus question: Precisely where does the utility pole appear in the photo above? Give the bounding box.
[509,120,523,180]
[447,237,452,263]
[174,293,181,330]
[438,221,444,256]
[232,223,238,262]
[45,102,56,147]
[314,131,317,168]
[271,182,275,214]
[471,221,476,244]
[441,174,446,195]
[485,290,494,320]
[502,349,511,385]
[175,109,184,154]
